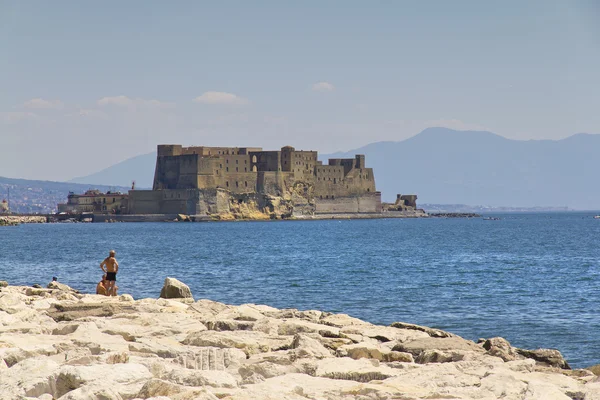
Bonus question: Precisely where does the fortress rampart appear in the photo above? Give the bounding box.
[129,144,385,217]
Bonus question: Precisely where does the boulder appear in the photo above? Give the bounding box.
[182,330,290,356]
[516,347,571,369]
[390,321,454,338]
[337,342,414,363]
[159,278,193,300]
[313,357,400,383]
[136,379,219,400]
[0,356,60,398]
[54,363,152,398]
[55,384,124,400]
[164,367,238,388]
[290,334,333,359]
[483,337,519,362]
[0,281,8,288]
[47,281,79,293]
[392,336,485,357]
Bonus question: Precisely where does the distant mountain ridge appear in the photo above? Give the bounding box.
[67,128,600,210]
[0,176,130,213]
[69,152,155,189]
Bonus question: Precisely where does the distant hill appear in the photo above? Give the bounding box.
[0,177,130,214]
[323,128,600,209]
[69,152,156,189]
[68,128,600,210]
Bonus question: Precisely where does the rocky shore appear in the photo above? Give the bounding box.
[1,278,599,399]
[0,215,47,226]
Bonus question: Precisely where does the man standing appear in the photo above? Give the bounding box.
[100,250,119,296]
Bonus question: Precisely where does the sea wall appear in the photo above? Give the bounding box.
[0,281,598,399]
[0,215,47,225]
[314,192,382,214]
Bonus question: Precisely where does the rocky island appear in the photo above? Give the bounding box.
[1,278,599,399]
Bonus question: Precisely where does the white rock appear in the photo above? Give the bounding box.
[159,277,193,300]
[54,363,152,398]
[0,356,60,398]
[56,384,124,400]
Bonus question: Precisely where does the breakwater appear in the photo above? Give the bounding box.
[0,215,47,226]
[0,281,597,399]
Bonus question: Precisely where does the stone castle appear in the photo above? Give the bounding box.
[128,144,384,218]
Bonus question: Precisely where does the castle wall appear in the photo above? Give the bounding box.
[128,190,162,214]
[314,192,382,214]
[256,171,293,195]
[251,151,281,172]
[289,151,317,181]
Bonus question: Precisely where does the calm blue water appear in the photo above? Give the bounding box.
[1,213,599,368]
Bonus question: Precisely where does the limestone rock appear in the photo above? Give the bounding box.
[516,347,571,369]
[393,336,485,358]
[337,342,414,363]
[277,319,340,338]
[159,277,193,300]
[0,281,8,288]
[0,356,60,398]
[164,366,238,388]
[313,357,400,382]
[390,321,455,338]
[483,336,519,361]
[54,363,152,398]
[136,379,219,400]
[290,334,333,359]
[47,281,80,293]
[182,330,290,356]
[56,384,124,400]
[0,284,591,400]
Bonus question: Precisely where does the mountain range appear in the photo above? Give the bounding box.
[48,128,600,210]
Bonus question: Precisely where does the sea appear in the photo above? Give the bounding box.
[1,212,599,368]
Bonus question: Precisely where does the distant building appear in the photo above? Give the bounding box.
[129,144,382,215]
[58,190,128,214]
[0,199,8,213]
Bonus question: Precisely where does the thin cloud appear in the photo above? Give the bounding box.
[23,98,64,110]
[0,111,38,123]
[193,91,248,105]
[311,82,335,92]
[97,95,174,109]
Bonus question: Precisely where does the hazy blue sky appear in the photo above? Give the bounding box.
[1,1,598,180]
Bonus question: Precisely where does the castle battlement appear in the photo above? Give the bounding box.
[153,144,376,198]
[129,144,382,217]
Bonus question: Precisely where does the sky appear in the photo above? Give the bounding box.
[0,1,598,181]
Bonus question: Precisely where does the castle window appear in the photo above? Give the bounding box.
[226,182,229,187]
[226,167,229,172]
[236,160,238,164]
[245,181,247,187]
[226,159,229,164]
[245,160,247,164]
[220,164,222,168]
[245,167,247,172]
[367,188,370,192]
[333,178,336,184]
[252,155,257,163]
[236,167,238,172]
[252,165,257,172]
[236,181,239,187]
